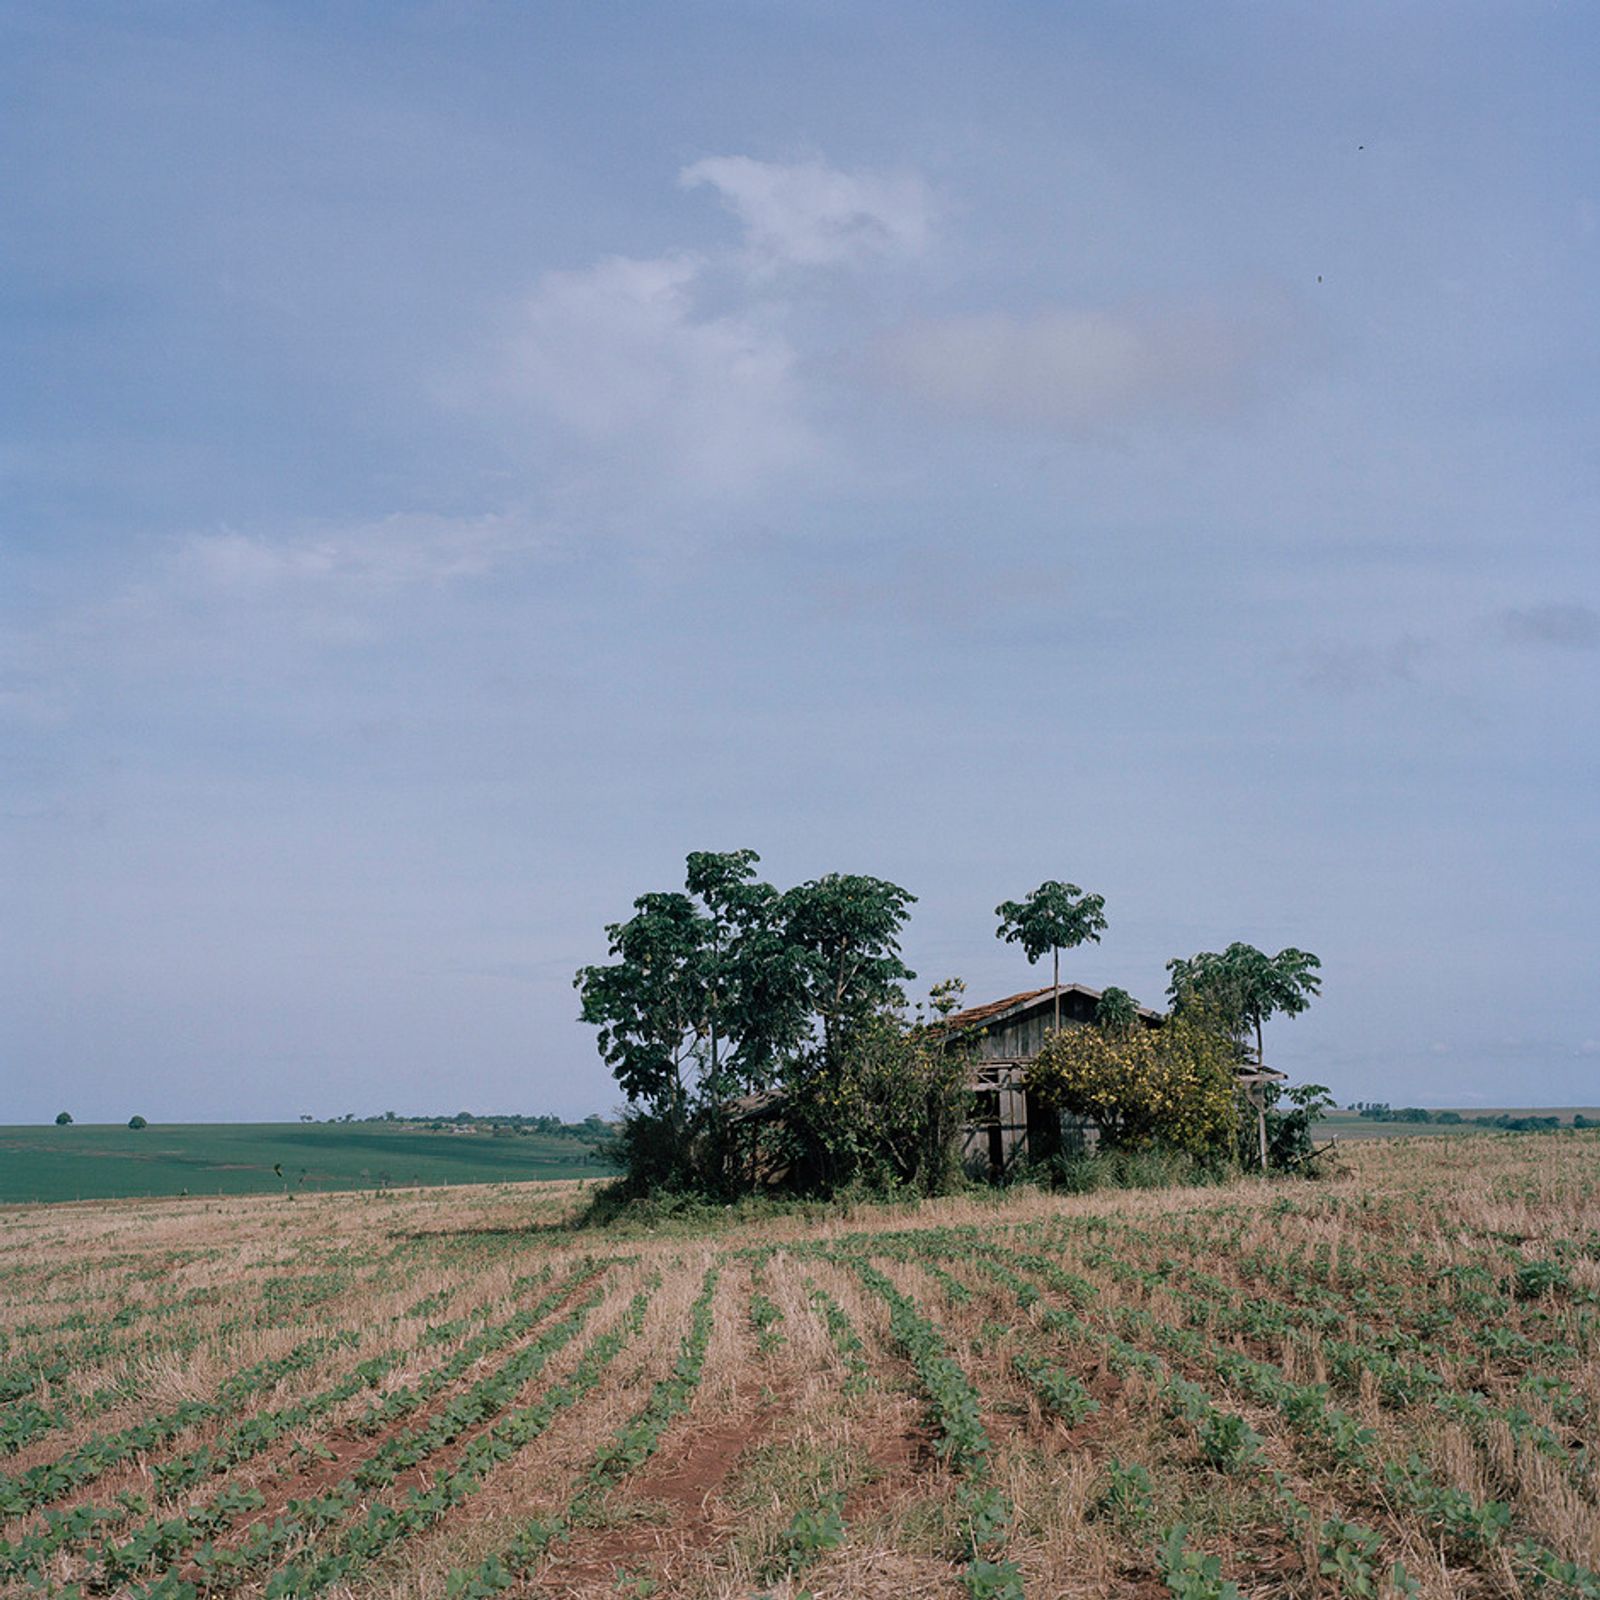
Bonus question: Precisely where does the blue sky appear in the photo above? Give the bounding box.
[4,2,1597,1123]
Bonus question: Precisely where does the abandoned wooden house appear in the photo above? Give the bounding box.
[937,983,1157,1177]
[938,982,1286,1177]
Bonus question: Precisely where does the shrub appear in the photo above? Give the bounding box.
[128,1115,147,1130]
[782,1016,971,1197]
[1026,1012,1238,1162]
[54,1111,72,1126]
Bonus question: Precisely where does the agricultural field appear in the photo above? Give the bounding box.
[0,1124,612,1206]
[1321,1112,1600,1144]
[1,1134,1597,1598]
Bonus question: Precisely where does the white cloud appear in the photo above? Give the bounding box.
[179,513,522,595]
[496,252,813,496]
[873,306,1267,431]
[680,155,932,269]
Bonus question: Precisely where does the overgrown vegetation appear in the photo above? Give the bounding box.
[1025,1012,1241,1164]
[576,849,966,1201]
[578,850,1335,1205]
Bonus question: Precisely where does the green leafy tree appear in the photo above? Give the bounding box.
[1026,1012,1238,1161]
[684,849,810,1097]
[995,880,1108,1031]
[577,855,918,1198]
[54,1111,72,1126]
[1093,986,1139,1034]
[781,873,916,1072]
[785,1010,969,1196]
[576,888,710,1122]
[1166,942,1321,1064]
[127,1115,147,1130]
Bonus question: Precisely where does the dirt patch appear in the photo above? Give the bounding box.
[541,1399,782,1590]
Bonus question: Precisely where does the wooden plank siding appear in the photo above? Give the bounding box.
[942,983,1160,1179]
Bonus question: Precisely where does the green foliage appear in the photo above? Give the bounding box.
[1027,1012,1239,1161]
[1166,942,1321,1061]
[1093,986,1139,1033]
[577,851,918,1199]
[1159,1526,1242,1600]
[782,1013,970,1197]
[781,1498,846,1570]
[127,1116,147,1130]
[994,880,1106,967]
[994,879,1106,1019]
[962,1557,1025,1599]
[1195,1409,1261,1472]
[1011,1354,1099,1424]
[1251,1081,1335,1171]
[54,1112,72,1126]
[1095,1458,1154,1526]
[1317,1517,1384,1596]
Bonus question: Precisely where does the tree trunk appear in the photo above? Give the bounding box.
[1053,947,1060,1032]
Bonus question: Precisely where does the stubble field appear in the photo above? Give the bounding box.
[1,1133,1597,1599]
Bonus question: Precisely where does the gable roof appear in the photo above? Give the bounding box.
[935,982,1163,1035]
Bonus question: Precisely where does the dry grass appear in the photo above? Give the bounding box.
[0,1132,1595,1598]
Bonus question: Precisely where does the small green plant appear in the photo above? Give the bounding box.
[1514,1259,1570,1299]
[1318,1517,1383,1596]
[1096,1458,1154,1526]
[781,1499,845,1571]
[1012,1354,1099,1425]
[963,1556,1025,1599]
[1196,1411,1261,1473]
[956,1482,1012,1557]
[1159,1526,1242,1600]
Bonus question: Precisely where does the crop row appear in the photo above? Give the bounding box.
[953,1230,1600,1599]
[443,1262,721,1597]
[0,1333,357,1519]
[101,1262,615,1597]
[0,1261,593,1588]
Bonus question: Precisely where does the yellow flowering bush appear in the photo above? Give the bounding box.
[1026,1013,1238,1160]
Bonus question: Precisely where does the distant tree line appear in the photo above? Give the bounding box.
[1351,1103,1590,1132]
[301,1110,617,1140]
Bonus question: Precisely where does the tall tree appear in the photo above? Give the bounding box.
[994,880,1108,1031]
[1165,942,1322,1064]
[780,873,917,1072]
[577,850,806,1116]
[684,849,808,1095]
[574,889,709,1121]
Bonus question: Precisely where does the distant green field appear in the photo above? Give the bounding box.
[1322,1108,1599,1141]
[0,1122,614,1204]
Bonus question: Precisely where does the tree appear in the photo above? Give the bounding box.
[577,853,918,1198]
[127,1115,147,1130]
[1093,986,1139,1034]
[995,880,1108,1031]
[684,849,811,1097]
[781,873,917,1073]
[576,851,809,1121]
[783,1010,968,1196]
[1027,1012,1238,1162]
[54,1111,72,1126]
[1165,943,1321,1064]
[577,888,708,1121]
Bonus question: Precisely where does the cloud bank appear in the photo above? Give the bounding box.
[873,305,1269,431]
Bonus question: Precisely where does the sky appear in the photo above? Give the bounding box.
[3,2,1597,1124]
